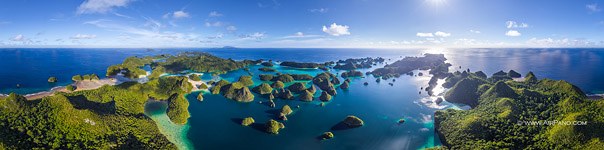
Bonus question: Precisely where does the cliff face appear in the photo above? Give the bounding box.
[221,82,254,102]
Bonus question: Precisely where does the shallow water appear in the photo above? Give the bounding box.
[144,100,194,150]
[178,62,460,150]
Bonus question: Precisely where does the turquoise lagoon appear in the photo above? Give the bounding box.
[146,61,459,150]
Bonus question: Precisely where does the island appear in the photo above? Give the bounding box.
[321,132,335,140]
[2,51,602,149]
[287,82,307,93]
[434,71,604,149]
[241,117,255,126]
[299,90,314,101]
[252,83,273,95]
[333,57,385,70]
[319,91,332,101]
[47,77,57,83]
[342,115,364,127]
[340,70,363,78]
[369,54,448,79]
[258,67,277,72]
[313,72,338,96]
[265,119,285,134]
[279,61,324,69]
[340,80,350,89]
[259,74,274,81]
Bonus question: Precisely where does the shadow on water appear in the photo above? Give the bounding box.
[231,118,269,134]
[249,123,267,133]
[330,122,354,131]
[264,109,281,120]
[230,118,243,125]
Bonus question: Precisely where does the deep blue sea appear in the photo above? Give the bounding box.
[2,48,603,95]
[2,48,604,149]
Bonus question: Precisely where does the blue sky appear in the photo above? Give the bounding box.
[0,0,603,48]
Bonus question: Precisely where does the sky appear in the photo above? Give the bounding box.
[0,0,604,48]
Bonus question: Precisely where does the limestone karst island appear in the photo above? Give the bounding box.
[0,0,603,149]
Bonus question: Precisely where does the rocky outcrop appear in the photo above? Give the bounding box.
[259,74,274,81]
[508,70,521,78]
[252,83,273,95]
[525,71,538,83]
[281,105,293,115]
[321,132,334,140]
[341,70,363,78]
[197,93,204,101]
[288,82,307,93]
[273,89,294,100]
[444,78,487,107]
[299,90,314,101]
[271,81,285,89]
[340,81,350,89]
[342,115,364,127]
[241,117,255,126]
[221,82,255,102]
[265,119,285,134]
[319,91,332,101]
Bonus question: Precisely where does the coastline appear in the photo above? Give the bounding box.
[1,77,123,100]
[144,99,194,150]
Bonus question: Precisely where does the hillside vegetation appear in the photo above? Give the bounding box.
[435,72,604,149]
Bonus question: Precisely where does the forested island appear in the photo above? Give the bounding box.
[433,70,604,149]
[0,52,602,149]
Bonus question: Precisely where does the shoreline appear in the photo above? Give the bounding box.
[144,99,194,150]
[0,77,122,100]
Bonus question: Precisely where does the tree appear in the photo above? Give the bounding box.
[281,105,293,115]
[241,117,255,126]
[47,77,57,83]
[72,75,83,82]
[65,85,76,91]
[238,75,254,86]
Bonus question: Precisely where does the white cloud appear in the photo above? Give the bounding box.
[71,34,97,39]
[506,21,529,28]
[469,30,481,34]
[587,3,601,12]
[294,32,304,37]
[239,32,265,40]
[83,19,199,46]
[309,8,328,13]
[173,11,190,19]
[11,34,25,41]
[505,30,521,36]
[143,17,163,31]
[206,33,223,39]
[205,21,223,27]
[434,31,451,37]
[209,11,223,17]
[226,26,237,31]
[77,0,132,14]
[163,10,190,19]
[322,23,350,36]
[527,37,598,47]
[282,32,322,39]
[416,32,434,37]
[113,12,132,19]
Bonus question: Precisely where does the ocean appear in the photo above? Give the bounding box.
[1,48,604,149]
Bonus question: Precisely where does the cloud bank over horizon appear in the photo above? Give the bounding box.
[0,0,603,48]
